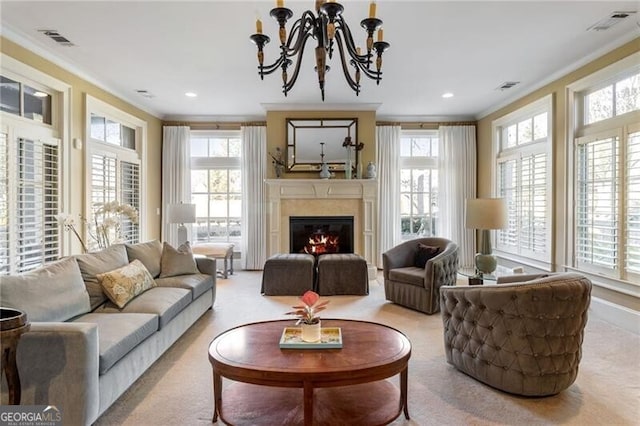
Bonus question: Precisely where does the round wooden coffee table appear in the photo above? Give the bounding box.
[208,319,411,426]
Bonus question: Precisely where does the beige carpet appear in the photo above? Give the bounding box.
[94,271,640,426]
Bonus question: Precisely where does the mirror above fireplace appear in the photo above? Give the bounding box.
[286,118,358,172]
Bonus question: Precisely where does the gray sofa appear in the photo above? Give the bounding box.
[0,241,216,426]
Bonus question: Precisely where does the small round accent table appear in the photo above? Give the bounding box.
[208,319,411,426]
[1,307,30,405]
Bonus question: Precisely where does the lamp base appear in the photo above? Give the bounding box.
[177,224,188,246]
[475,253,497,275]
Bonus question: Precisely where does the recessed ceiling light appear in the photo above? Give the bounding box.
[442,92,454,98]
[185,92,197,98]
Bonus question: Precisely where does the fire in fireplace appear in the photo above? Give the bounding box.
[289,216,354,255]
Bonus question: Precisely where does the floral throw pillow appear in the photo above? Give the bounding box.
[97,259,156,308]
[159,241,199,278]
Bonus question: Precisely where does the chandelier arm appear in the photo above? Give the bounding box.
[284,12,316,56]
[333,33,360,92]
[283,33,312,93]
[259,55,288,75]
[334,18,366,64]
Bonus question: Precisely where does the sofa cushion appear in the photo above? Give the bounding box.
[414,244,440,268]
[160,241,199,278]
[126,240,163,278]
[93,287,191,329]
[0,257,90,322]
[389,266,426,287]
[154,274,213,300]
[97,260,157,308]
[72,312,158,375]
[75,244,129,310]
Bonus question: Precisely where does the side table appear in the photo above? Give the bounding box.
[1,307,30,405]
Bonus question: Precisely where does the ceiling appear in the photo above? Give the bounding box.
[1,1,638,121]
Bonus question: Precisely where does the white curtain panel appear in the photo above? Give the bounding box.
[162,126,191,246]
[376,125,401,268]
[438,125,477,269]
[241,126,267,270]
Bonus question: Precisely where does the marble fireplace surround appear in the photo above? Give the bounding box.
[265,179,377,267]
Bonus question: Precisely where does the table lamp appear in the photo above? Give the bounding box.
[465,198,507,275]
[167,203,196,246]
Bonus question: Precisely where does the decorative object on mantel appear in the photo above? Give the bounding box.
[366,161,377,179]
[319,142,331,179]
[249,0,390,101]
[344,137,353,179]
[269,147,285,178]
[342,137,365,178]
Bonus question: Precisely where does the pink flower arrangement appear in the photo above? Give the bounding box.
[286,290,329,325]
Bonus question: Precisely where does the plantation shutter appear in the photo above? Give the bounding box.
[0,133,9,274]
[120,160,140,243]
[625,130,640,277]
[497,159,518,249]
[17,137,60,272]
[520,152,547,256]
[576,134,619,272]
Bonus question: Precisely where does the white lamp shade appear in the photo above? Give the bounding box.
[465,198,507,230]
[167,203,196,224]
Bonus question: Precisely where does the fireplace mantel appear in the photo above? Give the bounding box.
[265,179,377,266]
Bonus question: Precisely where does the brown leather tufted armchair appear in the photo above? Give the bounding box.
[383,237,459,314]
[440,273,592,396]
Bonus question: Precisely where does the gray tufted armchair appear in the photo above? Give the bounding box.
[383,237,459,314]
[440,273,592,396]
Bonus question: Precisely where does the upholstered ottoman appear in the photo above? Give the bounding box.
[261,253,316,296]
[317,253,369,296]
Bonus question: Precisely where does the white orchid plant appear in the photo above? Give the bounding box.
[57,201,138,253]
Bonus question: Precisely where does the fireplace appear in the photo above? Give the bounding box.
[289,216,354,255]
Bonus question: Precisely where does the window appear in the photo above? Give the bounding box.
[0,75,52,124]
[0,133,60,274]
[570,55,640,285]
[86,96,144,249]
[400,131,439,239]
[575,127,640,281]
[493,96,552,265]
[0,60,63,275]
[190,132,242,249]
[583,71,640,125]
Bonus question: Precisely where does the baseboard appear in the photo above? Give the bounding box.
[590,296,640,335]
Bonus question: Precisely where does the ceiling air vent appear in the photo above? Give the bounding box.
[38,30,74,46]
[587,11,636,31]
[495,81,520,91]
[135,90,155,99]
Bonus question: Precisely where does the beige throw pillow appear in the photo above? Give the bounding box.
[97,259,156,308]
[159,241,199,278]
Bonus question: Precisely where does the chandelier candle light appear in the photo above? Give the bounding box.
[250,0,390,100]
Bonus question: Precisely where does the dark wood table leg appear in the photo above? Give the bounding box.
[2,343,20,404]
[212,372,222,423]
[401,366,410,419]
[303,381,313,426]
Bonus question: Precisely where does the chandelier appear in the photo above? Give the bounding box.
[249,0,390,101]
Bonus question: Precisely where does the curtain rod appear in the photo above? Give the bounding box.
[162,121,266,129]
[376,121,477,127]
